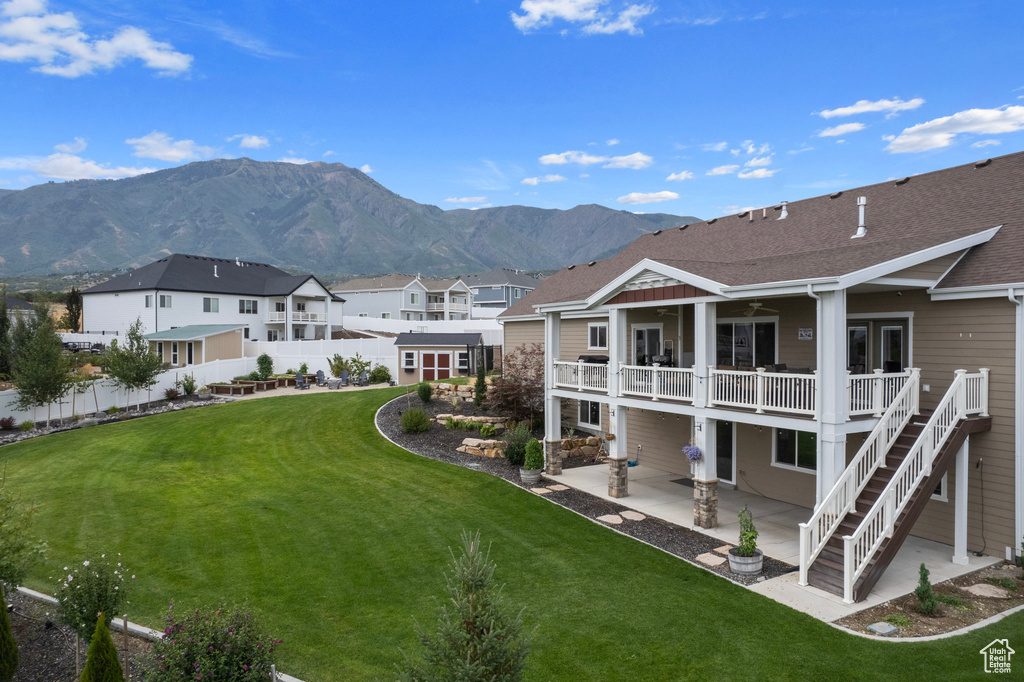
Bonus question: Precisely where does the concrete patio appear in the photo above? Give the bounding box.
[554,462,1000,621]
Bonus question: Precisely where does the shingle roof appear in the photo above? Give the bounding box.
[394,332,484,347]
[501,151,1024,317]
[461,268,541,289]
[143,324,246,341]
[420,277,469,291]
[330,274,419,291]
[83,254,340,299]
[4,296,33,311]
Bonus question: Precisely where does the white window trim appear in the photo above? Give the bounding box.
[630,322,664,364]
[847,311,914,367]
[881,325,904,365]
[457,351,470,370]
[203,297,219,313]
[931,472,948,502]
[381,312,392,319]
[771,428,817,475]
[145,295,153,308]
[410,292,420,305]
[715,316,780,367]
[403,351,417,369]
[588,322,609,351]
[171,342,178,365]
[578,399,601,429]
[159,294,172,309]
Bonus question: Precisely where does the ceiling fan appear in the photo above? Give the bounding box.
[731,300,779,317]
[656,307,679,317]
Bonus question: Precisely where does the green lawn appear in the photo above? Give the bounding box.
[2,389,1019,680]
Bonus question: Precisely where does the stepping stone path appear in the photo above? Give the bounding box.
[713,544,733,555]
[695,552,726,567]
[965,583,1013,599]
[597,514,623,525]
[620,510,646,521]
[530,487,553,495]
[548,484,569,491]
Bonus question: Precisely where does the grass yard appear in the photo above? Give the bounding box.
[2,388,1020,680]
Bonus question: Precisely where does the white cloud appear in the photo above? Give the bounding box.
[511,0,655,36]
[719,205,758,215]
[579,173,590,178]
[445,196,487,204]
[360,164,373,173]
[54,136,86,153]
[971,139,1001,148]
[278,156,310,164]
[323,150,336,157]
[521,174,565,185]
[227,134,270,150]
[702,141,728,152]
[617,190,678,205]
[0,152,154,179]
[729,140,771,156]
[819,97,925,119]
[665,170,694,181]
[0,0,192,77]
[818,122,865,137]
[706,164,739,176]
[606,138,620,146]
[126,132,214,162]
[539,149,651,169]
[745,155,772,167]
[885,106,1024,153]
[787,145,814,155]
[469,204,493,210]
[737,168,778,179]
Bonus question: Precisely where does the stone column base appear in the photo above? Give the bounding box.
[693,478,718,528]
[608,458,628,498]
[544,439,563,475]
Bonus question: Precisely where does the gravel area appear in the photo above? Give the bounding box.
[377,395,793,586]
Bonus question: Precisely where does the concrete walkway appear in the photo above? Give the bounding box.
[555,463,1000,621]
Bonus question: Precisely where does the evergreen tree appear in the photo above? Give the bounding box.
[79,612,124,682]
[64,286,83,332]
[0,582,18,682]
[0,286,10,380]
[105,318,163,411]
[474,348,487,408]
[397,531,531,682]
[915,563,938,615]
[10,316,72,426]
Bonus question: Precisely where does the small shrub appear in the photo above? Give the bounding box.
[163,387,180,401]
[79,612,124,682]
[916,563,938,615]
[986,577,1019,591]
[881,613,912,629]
[445,416,457,430]
[177,374,197,396]
[735,507,759,557]
[298,362,309,375]
[256,353,274,381]
[348,353,371,377]
[0,417,14,431]
[55,555,132,643]
[474,357,486,407]
[140,603,279,681]
[480,423,496,438]
[245,370,261,381]
[18,421,33,432]
[936,593,967,609]
[502,422,531,467]
[106,406,119,415]
[401,409,431,434]
[0,582,17,682]
[369,364,391,384]
[524,438,544,470]
[416,382,433,403]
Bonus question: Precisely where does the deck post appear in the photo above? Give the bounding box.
[608,307,623,399]
[543,312,562,474]
[692,415,718,528]
[817,290,848,504]
[872,369,885,417]
[693,302,716,408]
[953,437,970,565]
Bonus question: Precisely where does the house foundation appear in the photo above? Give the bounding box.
[544,439,562,475]
[608,458,628,498]
[693,478,718,528]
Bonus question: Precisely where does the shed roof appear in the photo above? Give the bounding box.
[394,332,484,347]
[144,324,246,341]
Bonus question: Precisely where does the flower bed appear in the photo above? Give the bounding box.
[209,382,255,396]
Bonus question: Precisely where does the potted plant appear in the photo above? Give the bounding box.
[521,437,544,485]
[728,506,763,575]
[682,444,702,476]
[197,385,212,400]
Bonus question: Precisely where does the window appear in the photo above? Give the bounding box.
[514,288,522,298]
[239,299,258,314]
[932,473,948,502]
[275,301,286,313]
[774,429,816,473]
[403,351,417,369]
[882,326,904,371]
[296,302,306,312]
[717,320,776,367]
[848,326,867,373]
[267,330,279,342]
[156,342,163,359]
[171,342,178,365]
[381,312,392,319]
[203,297,219,313]
[145,295,153,308]
[457,351,469,370]
[159,294,172,309]
[588,323,608,350]
[578,400,601,428]
[293,328,305,340]
[410,292,420,305]
[186,342,194,365]
[243,327,249,339]
[358,313,368,318]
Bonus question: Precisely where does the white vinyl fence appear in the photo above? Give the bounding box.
[340,316,503,346]
[244,338,400,378]
[0,357,258,424]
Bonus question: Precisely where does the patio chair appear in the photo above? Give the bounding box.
[294,372,310,390]
[340,370,349,386]
[315,370,328,387]
[357,370,369,386]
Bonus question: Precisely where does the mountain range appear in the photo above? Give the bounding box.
[0,158,698,278]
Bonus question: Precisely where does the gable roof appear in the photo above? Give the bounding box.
[331,274,419,291]
[419,277,470,292]
[4,295,33,311]
[143,324,246,341]
[461,268,541,289]
[502,151,1024,317]
[394,332,483,347]
[84,254,341,299]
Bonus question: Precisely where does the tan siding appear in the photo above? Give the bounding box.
[886,252,962,281]
[503,319,544,353]
[558,317,607,361]
[626,407,691,475]
[204,329,243,362]
[734,424,816,508]
[393,346,470,386]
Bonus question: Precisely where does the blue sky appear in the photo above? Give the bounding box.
[1,0,1023,219]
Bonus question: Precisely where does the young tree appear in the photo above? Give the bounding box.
[397,531,532,682]
[0,474,47,587]
[0,286,11,380]
[62,287,83,332]
[489,343,544,424]
[10,316,72,426]
[105,318,163,411]
[79,612,124,682]
[0,582,18,682]
[473,347,487,408]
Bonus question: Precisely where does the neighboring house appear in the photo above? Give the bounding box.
[4,295,34,322]
[145,324,246,368]
[332,275,473,321]
[82,254,344,342]
[500,152,1024,604]
[461,268,541,310]
[394,332,484,385]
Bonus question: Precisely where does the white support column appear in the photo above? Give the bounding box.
[286,294,293,341]
[816,289,848,504]
[608,308,624,398]
[692,415,718,528]
[1015,291,1024,563]
[543,312,563,474]
[953,437,970,565]
[325,295,332,340]
[693,301,716,409]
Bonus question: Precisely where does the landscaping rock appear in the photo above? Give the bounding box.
[713,544,734,555]
[597,514,623,525]
[964,583,1013,599]
[531,487,553,495]
[621,510,646,521]
[866,622,898,636]
[77,418,99,428]
[695,552,726,567]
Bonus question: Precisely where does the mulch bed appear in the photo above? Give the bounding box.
[7,590,151,681]
[836,562,1024,637]
[378,395,792,586]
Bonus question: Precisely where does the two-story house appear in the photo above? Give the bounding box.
[332,274,473,321]
[82,254,343,343]
[500,152,1024,604]
[461,268,541,310]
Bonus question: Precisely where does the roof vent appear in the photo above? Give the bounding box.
[653,229,662,235]
[852,196,867,239]
[737,210,749,218]
[895,177,910,186]
[777,201,788,220]
[235,257,241,266]
[214,265,218,278]
[567,265,576,270]
[975,158,992,169]
[588,261,596,267]
[707,218,718,225]
[679,224,688,230]
[830,191,843,199]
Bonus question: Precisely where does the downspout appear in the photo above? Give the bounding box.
[1010,288,1023,561]
[154,288,159,333]
[807,284,824,506]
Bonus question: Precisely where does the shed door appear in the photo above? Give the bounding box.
[421,352,451,381]
[422,352,436,381]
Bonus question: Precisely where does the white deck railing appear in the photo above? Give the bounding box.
[552,360,609,392]
[709,367,818,416]
[267,311,327,323]
[620,364,695,402]
[798,368,920,588]
[848,370,911,417]
[839,369,988,603]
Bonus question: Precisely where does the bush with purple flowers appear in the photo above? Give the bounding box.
[141,603,280,681]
